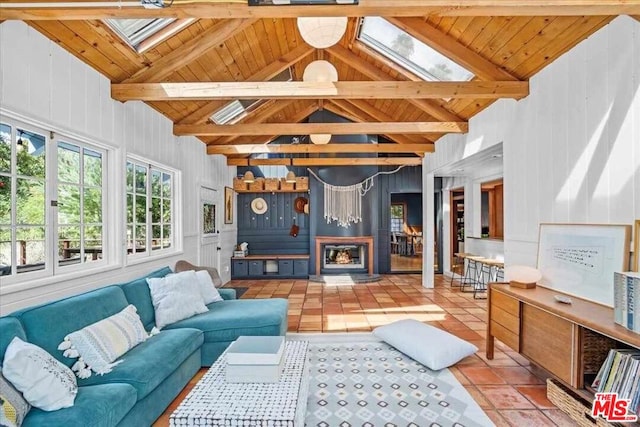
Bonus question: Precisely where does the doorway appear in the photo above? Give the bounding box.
[389,193,423,272]
[450,188,465,268]
[199,186,220,271]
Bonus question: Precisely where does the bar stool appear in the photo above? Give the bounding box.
[450,252,472,288]
[462,255,483,293]
[474,258,505,299]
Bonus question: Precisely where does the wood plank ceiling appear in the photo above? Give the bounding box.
[5,1,635,163]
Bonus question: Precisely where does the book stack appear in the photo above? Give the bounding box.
[226,336,285,383]
[592,348,640,414]
[614,272,640,333]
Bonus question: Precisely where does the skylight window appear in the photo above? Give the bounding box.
[357,17,474,82]
[210,68,293,125]
[105,18,176,51]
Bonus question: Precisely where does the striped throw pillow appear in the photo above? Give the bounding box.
[58,304,149,378]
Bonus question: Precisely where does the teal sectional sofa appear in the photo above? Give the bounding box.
[0,266,288,427]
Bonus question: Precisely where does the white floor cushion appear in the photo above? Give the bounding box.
[373,319,478,370]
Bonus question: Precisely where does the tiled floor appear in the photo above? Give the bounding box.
[155,274,575,426]
[390,253,423,271]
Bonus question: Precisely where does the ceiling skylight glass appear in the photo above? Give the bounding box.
[358,17,474,82]
[210,68,293,125]
[105,18,176,50]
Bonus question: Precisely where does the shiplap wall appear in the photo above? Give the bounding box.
[425,16,639,275]
[0,21,237,314]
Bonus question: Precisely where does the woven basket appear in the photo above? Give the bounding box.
[295,176,309,191]
[233,177,247,191]
[248,177,265,192]
[264,178,279,191]
[280,178,295,191]
[546,379,615,427]
[582,329,618,375]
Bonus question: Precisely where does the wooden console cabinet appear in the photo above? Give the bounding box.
[487,283,640,392]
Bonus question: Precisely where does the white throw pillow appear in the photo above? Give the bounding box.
[146,271,208,329]
[194,270,224,304]
[373,319,478,371]
[2,337,77,411]
[57,305,150,379]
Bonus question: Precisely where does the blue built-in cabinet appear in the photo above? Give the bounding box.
[236,191,310,255]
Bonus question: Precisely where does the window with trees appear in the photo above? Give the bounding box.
[126,159,174,258]
[390,204,405,233]
[357,17,474,83]
[0,119,107,281]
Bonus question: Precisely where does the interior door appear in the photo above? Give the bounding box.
[199,186,220,270]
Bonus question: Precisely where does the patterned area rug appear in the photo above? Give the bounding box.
[289,333,492,427]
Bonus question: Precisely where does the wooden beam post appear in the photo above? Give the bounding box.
[207,143,434,155]
[112,81,529,101]
[179,121,468,136]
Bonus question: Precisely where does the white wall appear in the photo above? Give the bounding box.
[425,16,640,274]
[0,21,237,314]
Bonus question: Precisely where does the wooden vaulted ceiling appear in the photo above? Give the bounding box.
[4,1,639,165]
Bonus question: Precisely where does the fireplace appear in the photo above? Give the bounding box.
[323,244,365,270]
[315,236,374,275]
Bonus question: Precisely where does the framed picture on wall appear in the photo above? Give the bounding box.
[536,223,632,307]
[224,187,233,224]
[202,203,216,235]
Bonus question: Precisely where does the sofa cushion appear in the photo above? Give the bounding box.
[164,299,288,343]
[13,287,129,368]
[78,328,203,400]
[22,383,137,427]
[0,317,26,365]
[119,267,173,331]
[218,288,236,300]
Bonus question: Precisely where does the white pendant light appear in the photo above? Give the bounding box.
[303,60,338,83]
[310,134,331,144]
[296,17,348,49]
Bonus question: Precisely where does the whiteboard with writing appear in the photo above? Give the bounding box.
[537,224,631,307]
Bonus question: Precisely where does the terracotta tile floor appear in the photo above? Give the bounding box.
[155,274,576,426]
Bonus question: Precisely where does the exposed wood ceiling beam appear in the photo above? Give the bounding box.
[178,44,315,124]
[326,44,463,122]
[386,17,519,82]
[227,157,423,166]
[208,143,435,155]
[123,18,256,84]
[112,81,529,101]
[178,121,468,136]
[3,1,638,20]
[327,100,434,145]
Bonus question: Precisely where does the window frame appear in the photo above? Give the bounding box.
[125,155,180,263]
[356,17,475,84]
[103,18,195,53]
[390,202,406,233]
[0,113,113,289]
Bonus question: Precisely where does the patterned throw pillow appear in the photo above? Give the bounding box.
[2,337,77,411]
[58,304,149,379]
[0,372,30,427]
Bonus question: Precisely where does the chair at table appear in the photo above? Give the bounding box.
[390,233,400,254]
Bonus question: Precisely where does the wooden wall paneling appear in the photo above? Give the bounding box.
[456,17,494,48]
[245,24,269,69]
[446,16,475,41]
[237,29,261,73]
[502,17,583,74]
[487,17,554,67]
[480,17,533,64]
[272,18,290,56]
[29,21,128,81]
[283,18,302,51]
[512,16,613,78]
[253,20,275,65]
[465,17,513,56]
[77,21,146,76]
[262,18,283,59]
